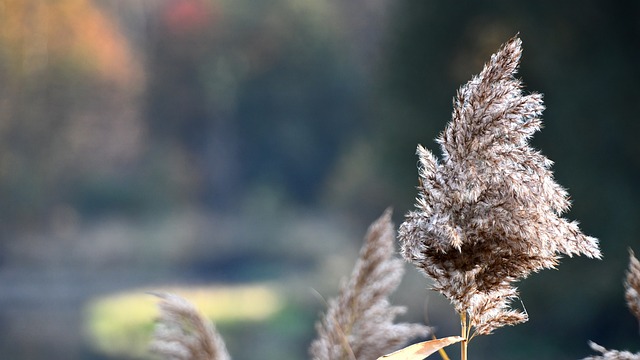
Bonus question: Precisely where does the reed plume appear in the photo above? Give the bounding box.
[310,209,431,360]
[397,36,601,339]
[584,342,640,360]
[625,250,640,323]
[150,292,231,360]
[583,250,640,359]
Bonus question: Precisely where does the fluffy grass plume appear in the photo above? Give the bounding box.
[583,250,640,359]
[625,250,640,323]
[583,342,640,360]
[150,293,231,360]
[398,36,601,338]
[310,209,430,360]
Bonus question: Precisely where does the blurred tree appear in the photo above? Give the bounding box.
[0,0,145,228]
[146,0,368,209]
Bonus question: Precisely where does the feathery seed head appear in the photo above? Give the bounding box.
[310,209,430,360]
[625,249,640,323]
[398,36,601,336]
[583,342,640,360]
[150,293,231,360]
[583,251,640,359]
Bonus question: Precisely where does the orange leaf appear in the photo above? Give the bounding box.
[377,336,464,360]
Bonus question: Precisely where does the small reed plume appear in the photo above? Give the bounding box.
[583,250,640,360]
[397,35,601,345]
[150,292,231,360]
[583,342,640,360]
[310,209,431,360]
[625,250,640,323]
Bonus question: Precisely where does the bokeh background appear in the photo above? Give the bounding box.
[0,0,639,359]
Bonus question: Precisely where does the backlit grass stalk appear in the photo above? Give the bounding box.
[398,36,601,358]
[310,209,431,360]
[150,292,231,360]
[583,250,640,359]
[460,312,468,360]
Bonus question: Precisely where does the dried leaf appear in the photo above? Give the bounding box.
[377,336,464,360]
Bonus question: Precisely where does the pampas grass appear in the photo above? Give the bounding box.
[309,209,431,360]
[151,293,231,360]
[583,250,640,360]
[625,250,640,323]
[397,35,600,358]
[584,342,640,360]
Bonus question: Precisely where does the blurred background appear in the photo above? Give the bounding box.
[0,0,638,359]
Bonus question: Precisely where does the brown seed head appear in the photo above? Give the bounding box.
[398,36,601,336]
